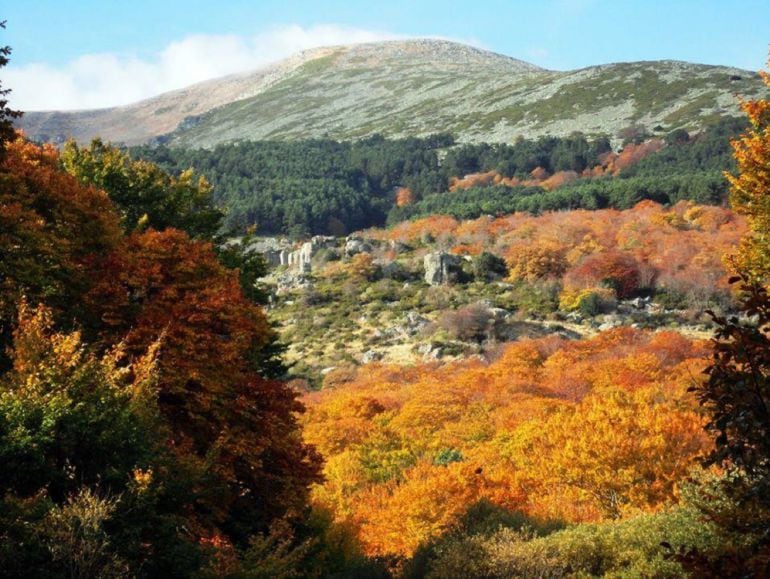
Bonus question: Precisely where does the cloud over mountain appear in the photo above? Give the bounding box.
[6,24,404,110]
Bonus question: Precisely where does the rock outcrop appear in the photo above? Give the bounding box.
[286,236,336,273]
[344,236,373,257]
[423,251,462,285]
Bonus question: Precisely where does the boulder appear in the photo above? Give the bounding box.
[285,236,337,272]
[423,251,462,285]
[345,236,372,257]
[361,350,383,364]
[398,311,429,336]
[417,343,443,361]
[389,240,411,254]
[275,271,312,294]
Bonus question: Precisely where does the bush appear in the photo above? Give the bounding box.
[433,448,463,466]
[507,281,561,316]
[419,507,721,578]
[434,304,493,343]
[473,252,508,282]
[559,287,617,315]
[566,251,641,299]
[506,242,567,283]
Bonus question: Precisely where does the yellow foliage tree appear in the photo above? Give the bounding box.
[353,461,483,558]
[507,387,709,521]
[725,62,770,283]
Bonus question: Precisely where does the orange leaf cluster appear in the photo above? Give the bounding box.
[395,186,415,207]
[447,140,663,194]
[303,328,712,558]
[376,201,743,300]
[725,68,770,282]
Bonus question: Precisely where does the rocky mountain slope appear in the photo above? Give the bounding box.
[17,39,766,147]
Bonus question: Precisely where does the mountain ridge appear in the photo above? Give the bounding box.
[16,39,766,147]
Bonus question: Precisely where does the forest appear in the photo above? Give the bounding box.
[131,117,744,236]
[1,31,770,577]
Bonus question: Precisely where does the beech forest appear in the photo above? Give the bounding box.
[2,23,770,578]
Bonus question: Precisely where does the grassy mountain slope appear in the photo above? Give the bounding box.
[18,39,766,147]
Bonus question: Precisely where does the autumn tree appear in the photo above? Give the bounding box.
[82,229,322,541]
[566,250,642,299]
[725,64,770,284]
[354,461,484,559]
[395,186,415,207]
[505,241,567,282]
[1,136,322,568]
[682,58,770,575]
[0,303,204,576]
[303,328,709,560]
[61,138,223,239]
[509,387,707,520]
[0,137,121,370]
[61,138,282,336]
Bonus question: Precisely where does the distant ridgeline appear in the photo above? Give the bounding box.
[132,117,744,236]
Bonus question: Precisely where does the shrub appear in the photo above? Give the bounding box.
[507,281,561,316]
[473,252,509,282]
[420,507,721,578]
[559,287,617,315]
[505,242,567,283]
[434,304,493,343]
[566,251,642,299]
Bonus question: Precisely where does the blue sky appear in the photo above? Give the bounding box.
[4,0,770,110]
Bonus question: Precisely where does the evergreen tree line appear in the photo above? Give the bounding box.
[132,118,744,237]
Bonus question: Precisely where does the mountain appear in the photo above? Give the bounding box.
[17,39,766,148]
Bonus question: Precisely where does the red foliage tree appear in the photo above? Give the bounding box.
[84,229,322,536]
[395,186,415,207]
[0,137,121,368]
[566,250,642,299]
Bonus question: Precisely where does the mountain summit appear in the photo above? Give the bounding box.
[17,39,765,147]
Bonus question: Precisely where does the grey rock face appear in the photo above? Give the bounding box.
[287,236,337,272]
[389,240,410,254]
[361,350,383,364]
[417,343,443,361]
[403,311,429,334]
[275,272,313,294]
[380,260,406,280]
[230,236,294,266]
[423,251,462,285]
[344,236,373,257]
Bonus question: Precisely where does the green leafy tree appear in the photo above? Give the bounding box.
[0,21,22,158]
[0,303,204,576]
[61,138,223,239]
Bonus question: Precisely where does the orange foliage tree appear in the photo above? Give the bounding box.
[725,67,770,283]
[505,241,567,282]
[0,137,121,369]
[564,250,642,298]
[395,186,415,207]
[83,228,322,535]
[371,201,742,305]
[0,136,322,556]
[303,329,711,559]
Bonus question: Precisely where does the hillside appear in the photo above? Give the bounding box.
[259,201,740,383]
[17,39,766,147]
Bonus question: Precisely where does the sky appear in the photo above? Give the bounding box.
[3,0,770,111]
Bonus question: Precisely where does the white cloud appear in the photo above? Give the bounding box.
[5,24,407,111]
